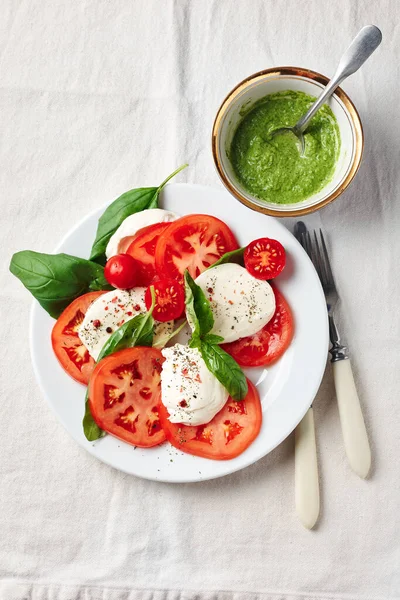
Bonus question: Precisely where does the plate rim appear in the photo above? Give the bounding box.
[29,182,328,483]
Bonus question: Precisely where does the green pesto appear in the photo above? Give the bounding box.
[230,91,341,204]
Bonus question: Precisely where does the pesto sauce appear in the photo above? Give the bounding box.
[230,91,341,204]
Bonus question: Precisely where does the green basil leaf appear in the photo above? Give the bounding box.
[200,341,248,401]
[89,187,159,264]
[83,293,156,441]
[89,164,188,265]
[9,251,111,319]
[184,270,214,340]
[209,247,245,269]
[184,272,200,345]
[202,333,224,344]
[97,312,154,363]
[83,392,106,441]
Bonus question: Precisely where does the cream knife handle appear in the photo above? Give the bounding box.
[333,359,371,478]
[295,407,320,529]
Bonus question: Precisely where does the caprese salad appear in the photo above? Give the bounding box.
[10,165,293,461]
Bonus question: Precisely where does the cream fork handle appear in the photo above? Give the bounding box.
[333,359,371,478]
[295,407,320,529]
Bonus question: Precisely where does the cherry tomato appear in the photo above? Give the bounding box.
[89,347,166,447]
[145,278,185,322]
[222,286,293,367]
[51,291,105,384]
[104,253,139,289]
[244,237,286,280]
[158,379,262,460]
[155,214,239,280]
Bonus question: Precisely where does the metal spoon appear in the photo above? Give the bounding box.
[270,25,382,154]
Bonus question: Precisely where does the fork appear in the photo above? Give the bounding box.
[295,222,371,479]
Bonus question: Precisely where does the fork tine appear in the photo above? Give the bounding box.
[300,231,309,255]
[298,227,326,289]
[319,229,335,287]
[306,231,313,262]
[313,231,327,287]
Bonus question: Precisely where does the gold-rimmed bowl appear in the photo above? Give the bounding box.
[212,67,364,217]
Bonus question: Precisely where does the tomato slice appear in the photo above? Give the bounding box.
[126,222,171,285]
[158,379,261,460]
[145,278,185,322]
[51,291,105,385]
[244,237,286,280]
[155,214,239,280]
[221,286,294,367]
[89,346,166,447]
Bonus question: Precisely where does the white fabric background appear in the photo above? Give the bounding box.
[1,1,399,599]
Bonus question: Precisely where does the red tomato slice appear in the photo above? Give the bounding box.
[155,214,239,280]
[89,347,166,447]
[158,379,261,460]
[116,222,167,255]
[222,286,294,367]
[126,222,171,285]
[244,237,286,280]
[145,278,185,322]
[51,292,105,385]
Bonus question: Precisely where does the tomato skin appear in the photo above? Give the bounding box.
[244,237,286,280]
[222,286,294,367]
[104,254,139,289]
[158,379,261,460]
[155,214,240,280]
[126,222,171,286]
[51,291,105,385]
[145,278,185,322]
[89,346,166,448]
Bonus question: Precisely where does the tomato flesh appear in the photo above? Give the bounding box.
[89,347,166,447]
[126,222,171,285]
[158,379,261,460]
[51,292,105,385]
[244,237,286,280]
[222,286,294,367]
[155,214,239,280]
[145,278,185,322]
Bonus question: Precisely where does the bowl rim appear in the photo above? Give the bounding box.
[211,66,364,217]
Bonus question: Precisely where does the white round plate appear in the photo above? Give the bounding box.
[30,183,328,483]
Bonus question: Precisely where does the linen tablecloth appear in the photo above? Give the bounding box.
[1,1,399,599]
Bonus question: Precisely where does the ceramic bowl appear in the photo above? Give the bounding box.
[212,67,363,217]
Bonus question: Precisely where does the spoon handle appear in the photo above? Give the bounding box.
[295,25,382,134]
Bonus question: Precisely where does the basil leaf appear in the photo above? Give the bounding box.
[83,394,106,441]
[83,294,155,441]
[89,164,188,265]
[97,311,154,363]
[202,333,224,344]
[89,187,159,264]
[209,247,245,269]
[184,272,200,345]
[9,251,111,319]
[200,341,248,401]
[184,271,214,343]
